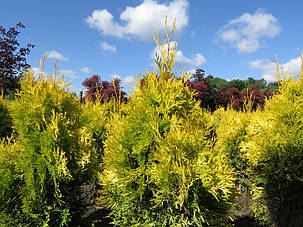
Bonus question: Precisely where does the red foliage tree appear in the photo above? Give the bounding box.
[82,74,127,103]
[0,23,35,96]
[187,80,208,98]
[214,86,274,111]
[187,69,216,111]
[242,86,263,110]
[227,87,243,110]
[264,89,274,99]
[215,86,229,109]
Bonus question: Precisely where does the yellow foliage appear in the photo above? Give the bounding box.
[239,55,303,225]
[99,19,236,226]
[0,66,101,225]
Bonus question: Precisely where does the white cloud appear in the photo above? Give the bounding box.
[109,73,134,88]
[81,66,92,74]
[60,69,79,79]
[100,41,117,53]
[249,56,302,81]
[86,9,125,38]
[31,67,79,81]
[86,0,189,41]
[217,9,281,54]
[122,76,135,87]
[249,59,272,71]
[186,68,195,75]
[249,59,277,81]
[47,50,68,61]
[109,73,121,80]
[151,41,206,68]
[32,67,42,77]
[283,57,302,76]
[193,53,206,66]
[31,67,48,80]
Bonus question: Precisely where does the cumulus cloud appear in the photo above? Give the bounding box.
[151,41,206,68]
[110,73,134,88]
[60,69,79,79]
[283,57,302,76]
[249,59,275,81]
[86,9,125,38]
[193,53,206,66]
[122,76,135,87]
[81,66,92,74]
[249,56,301,81]
[32,67,41,76]
[86,0,189,41]
[217,9,281,54]
[31,67,47,79]
[109,73,121,80]
[47,50,68,61]
[185,68,196,75]
[31,67,79,81]
[100,41,117,53]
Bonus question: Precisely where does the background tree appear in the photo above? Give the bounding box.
[187,69,216,111]
[227,87,243,110]
[266,81,279,91]
[242,86,274,110]
[227,79,247,91]
[207,76,229,90]
[82,74,127,103]
[0,23,34,96]
[187,69,278,111]
[215,86,229,109]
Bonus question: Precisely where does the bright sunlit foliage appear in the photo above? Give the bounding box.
[99,19,236,226]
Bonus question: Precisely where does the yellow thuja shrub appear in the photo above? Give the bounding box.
[0,138,23,226]
[99,20,236,226]
[81,95,120,170]
[212,107,254,180]
[0,68,102,226]
[240,56,303,226]
[210,107,272,225]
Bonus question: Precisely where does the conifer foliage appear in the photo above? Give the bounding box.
[2,19,303,227]
[99,20,236,226]
[0,68,103,226]
[240,60,303,225]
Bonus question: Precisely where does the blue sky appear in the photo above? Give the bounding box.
[1,0,302,95]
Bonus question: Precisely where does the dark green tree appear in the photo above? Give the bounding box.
[227,79,247,91]
[267,81,279,91]
[207,76,229,90]
[246,77,267,90]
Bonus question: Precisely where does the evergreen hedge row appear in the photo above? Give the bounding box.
[0,24,302,226]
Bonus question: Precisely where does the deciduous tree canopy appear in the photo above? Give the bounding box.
[0,23,34,96]
[187,68,277,111]
[82,74,127,103]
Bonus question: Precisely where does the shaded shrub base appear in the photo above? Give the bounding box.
[64,179,113,226]
[266,181,303,227]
